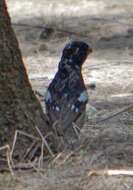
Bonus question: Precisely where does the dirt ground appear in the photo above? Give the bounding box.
[0,0,133,189]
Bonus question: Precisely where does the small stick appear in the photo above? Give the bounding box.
[52,121,60,137]
[59,137,90,166]
[29,143,40,161]
[50,152,63,165]
[38,141,44,168]
[0,145,9,151]
[0,145,14,177]
[59,151,74,165]
[72,122,80,139]
[7,149,14,177]
[10,130,39,159]
[88,169,133,177]
[44,132,55,140]
[96,105,133,124]
[35,126,54,157]
[13,163,34,170]
[13,157,38,171]
[23,141,37,160]
[29,161,45,178]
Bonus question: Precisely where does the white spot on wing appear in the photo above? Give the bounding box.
[78,91,88,103]
[69,59,73,63]
[71,105,79,113]
[64,93,68,98]
[75,108,79,113]
[55,106,60,111]
[71,104,75,111]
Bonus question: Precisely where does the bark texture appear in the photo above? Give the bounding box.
[0,1,49,148]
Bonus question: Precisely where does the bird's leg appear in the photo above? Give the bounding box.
[52,121,66,151]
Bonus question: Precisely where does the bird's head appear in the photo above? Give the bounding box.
[59,41,92,72]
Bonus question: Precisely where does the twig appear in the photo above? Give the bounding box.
[10,130,39,159]
[12,157,38,171]
[29,161,45,178]
[44,132,55,140]
[7,149,14,177]
[88,169,133,177]
[12,16,133,39]
[48,152,68,167]
[35,126,54,157]
[59,151,74,166]
[50,152,63,165]
[0,145,14,177]
[13,163,35,170]
[29,143,40,161]
[52,120,63,137]
[72,122,80,139]
[96,105,133,124]
[59,141,87,166]
[12,23,89,38]
[23,141,37,160]
[38,140,44,168]
[60,136,92,166]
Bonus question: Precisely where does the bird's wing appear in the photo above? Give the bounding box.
[57,90,88,129]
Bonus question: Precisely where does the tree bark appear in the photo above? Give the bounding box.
[0,0,49,151]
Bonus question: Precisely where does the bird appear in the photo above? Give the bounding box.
[44,40,92,139]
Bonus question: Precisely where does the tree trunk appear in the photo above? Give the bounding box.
[0,0,50,154]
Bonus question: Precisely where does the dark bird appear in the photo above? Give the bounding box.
[45,41,92,138]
